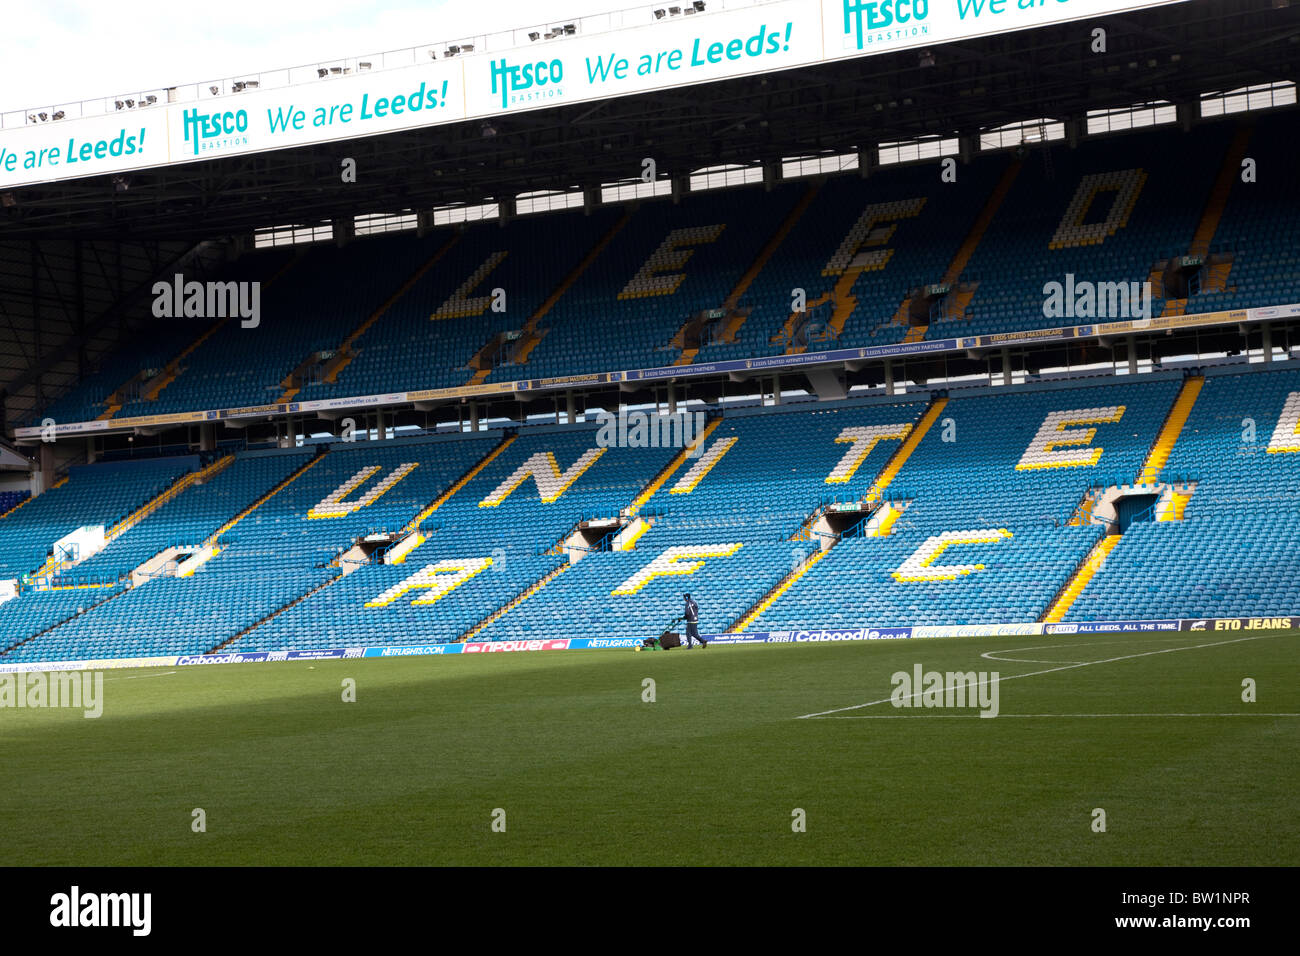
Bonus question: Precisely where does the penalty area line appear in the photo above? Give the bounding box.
[794,631,1289,720]
[812,713,1300,719]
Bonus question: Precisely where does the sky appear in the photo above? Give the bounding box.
[2,0,635,114]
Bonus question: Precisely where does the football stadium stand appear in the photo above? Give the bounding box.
[4,102,1300,662]
[4,357,1299,660]
[21,115,1300,430]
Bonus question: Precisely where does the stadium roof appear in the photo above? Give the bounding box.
[2,0,1294,242]
[0,0,1296,433]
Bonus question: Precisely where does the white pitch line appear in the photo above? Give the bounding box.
[979,638,1188,665]
[977,657,1089,665]
[795,632,1289,720]
[815,713,1300,719]
[103,670,178,681]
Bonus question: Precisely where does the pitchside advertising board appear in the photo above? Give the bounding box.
[0,0,1187,190]
[3,615,1291,673]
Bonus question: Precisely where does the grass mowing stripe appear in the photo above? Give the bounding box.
[795,631,1290,719]
[2,629,1296,865]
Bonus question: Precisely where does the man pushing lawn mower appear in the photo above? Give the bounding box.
[639,593,708,651]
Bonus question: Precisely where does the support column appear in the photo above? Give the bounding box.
[35,443,55,497]
[773,375,782,406]
[1127,335,1138,374]
[85,437,97,465]
[1262,324,1273,363]
[666,384,677,416]
[199,423,215,453]
[566,390,577,424]
[857,145,874,179]
[469,403,480,432]
[1001,348,1012,386]
[884,360,895,396]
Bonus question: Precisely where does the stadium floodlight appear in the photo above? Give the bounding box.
[52,110,65,121]
[330,67,342,74]
[125,99,135,108]
[114,101,124,110]
[529,31,540,41]
[461,44,475,53]
[0,192,15,208]
[564,24,575,34]
[448,45,461,55]
[918,49,935,68]
[209,85,220,95]
[694,1,705,9]
[111,175,129,193]
[359,62,372,71]
[233,82,246,92]
[480,121,498,138]
[654,9,666,19]
[27,115,36,123]
[669,6,682,15]
[145,94,158,104]
[38,112,48,121]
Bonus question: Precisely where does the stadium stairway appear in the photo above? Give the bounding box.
[1139,375,1205,483]
[276,234,463,402]
[1066,374,1205,526]
[199,451,326,549]
[736,397,952,628]
[0,489,36,521]
[33,455,240,582]
[946,160,1023,288]
[457,562,572,641]
[731,547,829,632]
[208,573,340,653]
[864,396,949,505]
[0,586,126,656]
[678,180,822,363]
[198,433,519,650]
[109,455,235,538]
[1046,377,1207,621]
[131,319,227,408]
[902,158,1021,343]
[1189,125,1253,260]
[627,418,723,515]
[1160,125,1253,317]
[382,434,519,559]
[730,397,950,630]
[109,251,307,417]
[507,208,636,371]
[1041,533,1123,623]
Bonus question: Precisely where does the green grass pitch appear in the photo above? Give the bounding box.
[3,629,1298,866]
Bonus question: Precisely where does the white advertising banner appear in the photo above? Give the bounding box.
[820,0,1187,61]
[0,0,1187,190]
